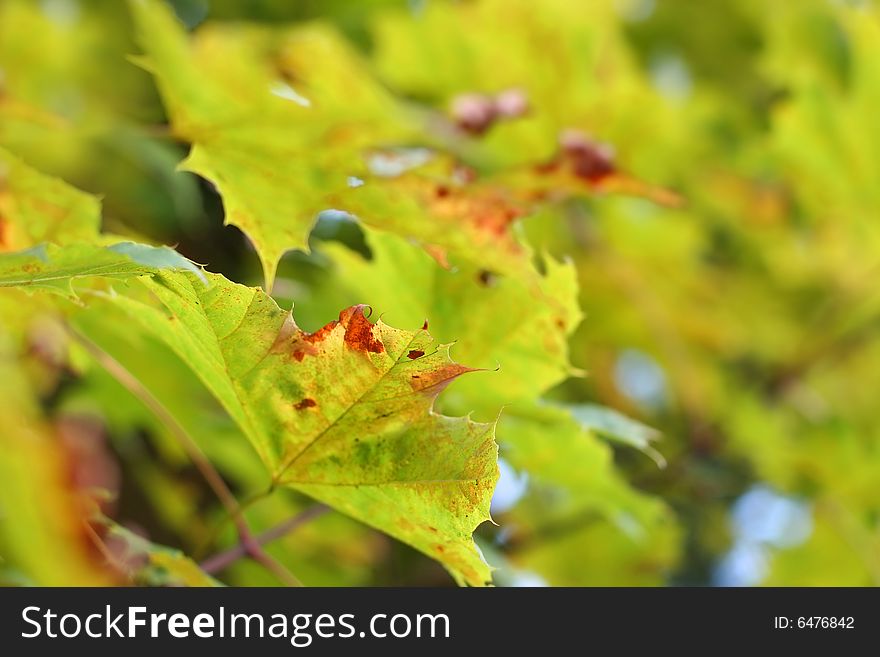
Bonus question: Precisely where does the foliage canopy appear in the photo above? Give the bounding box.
[1,0,877,587]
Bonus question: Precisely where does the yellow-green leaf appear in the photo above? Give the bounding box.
[0,146,100,250]
[130,0,410,289]
[1,251,499,586]
[0,242,204,298]
[111,272,498,585]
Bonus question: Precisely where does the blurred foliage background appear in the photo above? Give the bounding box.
[1,0,879,586]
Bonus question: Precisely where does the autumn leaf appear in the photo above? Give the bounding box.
[0,146,100,250]
[130,0,412,289]
[109,271,499,586]
[0,338,115,586]
[0,248,499,586]
[130,0,679,295]
[340,155,539,280]
[129,0,569,288]
[0,135,497,585]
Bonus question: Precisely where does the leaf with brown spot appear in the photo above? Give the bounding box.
[341,156,534,280]
[499,131,684,209]
[3,257,499,586]
[114,273,498,586]
[129,1,537,289]
[320,228,582,413]
[340,305,386,354]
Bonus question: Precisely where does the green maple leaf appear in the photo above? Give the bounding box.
[0,242,204,298]
[129,0,556,289]
[567,403,666,468]
[499,403,664,524]
[0,151,203,297]
[497,403,679,585]
[130,0,411,290]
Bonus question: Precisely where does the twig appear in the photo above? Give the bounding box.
[69,327,303,587]
[194,483,276,561]
[201,504,329,575]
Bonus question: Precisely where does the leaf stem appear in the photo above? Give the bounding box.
[68,327,304,587]
[201,504,328,575]
[194,483,276,561]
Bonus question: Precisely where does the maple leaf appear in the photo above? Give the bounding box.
[0,245,499,585]
[497,403,679,586]
[110,272,499,586]
[130,0,412,290]
[340,155,538,280]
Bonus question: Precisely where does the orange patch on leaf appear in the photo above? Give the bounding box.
[429,186,523,238]
[596,173,684,208]
[526,130,682,207]
[409,362,474,394]
[407,350,425,359]
[274,305,386,362]
[423,243,450,270]
[339,304,385,354]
